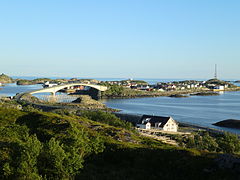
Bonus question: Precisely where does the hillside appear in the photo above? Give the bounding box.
[0,105,239,179]
[0,73,14,83]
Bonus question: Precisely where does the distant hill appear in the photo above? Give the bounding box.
[0,73,14,83]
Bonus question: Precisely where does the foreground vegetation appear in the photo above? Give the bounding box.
[172,131,240,154]
[0,102,240,179]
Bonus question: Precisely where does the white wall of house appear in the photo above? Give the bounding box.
[217,86,225,90]
[163,118,178,132]
[146,122,151,129]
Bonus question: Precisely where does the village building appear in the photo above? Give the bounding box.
[213,85,225,91]
[137,115,178,132]
[137,121,151,130]
[42,81,58,88]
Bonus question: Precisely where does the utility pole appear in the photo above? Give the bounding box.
[214,64,217,79]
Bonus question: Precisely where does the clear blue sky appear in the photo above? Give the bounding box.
[0,0,239,79]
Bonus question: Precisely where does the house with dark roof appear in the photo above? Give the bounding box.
[137,115,178,132]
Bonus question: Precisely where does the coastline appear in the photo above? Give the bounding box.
[113,112,239,135]
[2,82,240,135]
[101,88,240,99]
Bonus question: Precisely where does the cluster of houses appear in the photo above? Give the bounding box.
[104,79,229,92]
[105,79,146,87]
[137,115,178,132]
[42,78,230,94]
[154,81,228,91]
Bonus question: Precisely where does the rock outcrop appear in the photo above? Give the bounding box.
[72,95,106,109]
[0,73,14,83]
[213,119,240,129]
[169,94,189,98]
[190,92,219,96]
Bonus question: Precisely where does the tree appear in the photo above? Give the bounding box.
[217,133,240,153]
[16,135,42,179]
[201,132,218,152]
[104,84,124,96]
[81,111,133,130]
[38,138,67,179]
[185,132,218,152]
[62,124,105,176]
[0,125,42,179]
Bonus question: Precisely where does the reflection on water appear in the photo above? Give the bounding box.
[36,94,79,103]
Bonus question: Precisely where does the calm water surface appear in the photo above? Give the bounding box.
[101,91,240,134]
[0,83,43,97]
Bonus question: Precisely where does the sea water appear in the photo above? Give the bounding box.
[1,79,240,134]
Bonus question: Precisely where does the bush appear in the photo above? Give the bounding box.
[102,84,124,96]
[80,111,133,130]
[217,132,240,153]
[0,109,106,179]
[184,131,240,154]
[0,125,42,179]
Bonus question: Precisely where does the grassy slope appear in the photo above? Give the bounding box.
[0,107,238,179]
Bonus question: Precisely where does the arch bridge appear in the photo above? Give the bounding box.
[29,83,108,96]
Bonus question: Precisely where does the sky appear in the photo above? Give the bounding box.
[0,0,240,79]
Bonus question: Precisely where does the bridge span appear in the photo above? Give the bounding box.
[29,83,108,96]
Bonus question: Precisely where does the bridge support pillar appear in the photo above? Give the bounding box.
[97,91,102,99]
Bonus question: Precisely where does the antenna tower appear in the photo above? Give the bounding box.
[214,64,217,79]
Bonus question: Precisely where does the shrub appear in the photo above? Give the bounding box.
[217,132,240,153]
[81,111,133,130]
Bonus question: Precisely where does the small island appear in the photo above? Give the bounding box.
[15,78,101,85]
[213,119,240,129]
[0,73,14,83]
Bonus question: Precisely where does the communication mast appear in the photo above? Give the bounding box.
[214,64,217,79]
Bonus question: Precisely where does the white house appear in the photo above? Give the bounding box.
[137,115,178,132]
[213,85,225,91]
[42,81,58,88]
